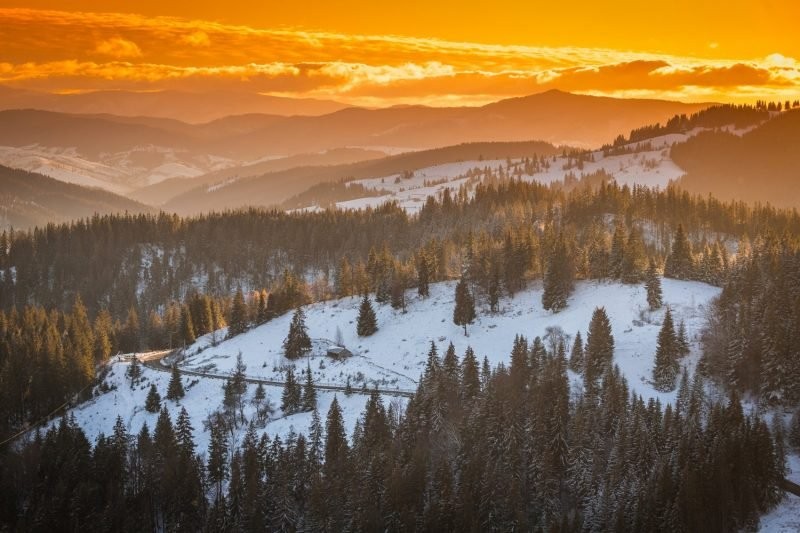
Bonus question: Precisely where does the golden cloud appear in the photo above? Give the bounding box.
[0,7,799,106]
[95,37,142,59]
[181,31,211,47]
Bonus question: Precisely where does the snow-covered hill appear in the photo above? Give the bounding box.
[0,144,237,194]
[300,125,760,214]
[60,278,719,453]
[48,276,800,531]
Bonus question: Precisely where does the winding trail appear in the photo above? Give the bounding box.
[138,350,416,398]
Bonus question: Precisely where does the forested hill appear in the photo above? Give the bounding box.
[161,140,563,214]
[0,164,152,229]
[672,109,800,208]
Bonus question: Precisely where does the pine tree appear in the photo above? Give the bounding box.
[256,289,270,324]
[569,331,584,373]
[461,346,481,403]
[653,307,679,392]
[584,307,614,395]
[488,264,500,313]
[609,221,626,279]
[417,253,430,298]
[145,383,161,413]
[166,364,185,400]
[281,367,301,415]
[283,308,312,360]
[676,320,690,358]
[207,413,229,500]
[228,287,248,337]
[356,295,378,337]
[621,228,647,283]
[302,363,317,412]
[542,232,574,312]
[664,224,693,279]
[180,304,196,345]
[453,277,476,335]
[127,355,142,386]
[645,259,663,310]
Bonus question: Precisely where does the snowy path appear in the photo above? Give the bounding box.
[141,351,415,398]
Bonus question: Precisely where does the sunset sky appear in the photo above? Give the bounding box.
[1,1,799,107]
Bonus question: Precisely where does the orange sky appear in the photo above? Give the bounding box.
[1,1,799,106]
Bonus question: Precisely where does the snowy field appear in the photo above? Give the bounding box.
[46,276,800,530]
[181,278,720,407]
[56,279,720,454]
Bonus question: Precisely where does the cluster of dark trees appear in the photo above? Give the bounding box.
[0,171,798,528]
[0,331,787,531]
[605,103,775,151]
[699,232,800,405]
[3,178,800,439]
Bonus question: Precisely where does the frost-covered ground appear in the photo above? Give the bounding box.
[50,276,799,530]
[56,279,719,455]
[183,278,719,406]
[58,359,378,457]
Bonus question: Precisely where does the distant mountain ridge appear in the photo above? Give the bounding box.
[672,109,800,208]
[0,164,152,229]
[0,86,350,123]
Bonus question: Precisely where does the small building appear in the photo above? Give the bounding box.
[327,346,352,360]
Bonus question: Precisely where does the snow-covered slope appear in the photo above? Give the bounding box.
[0,144,238,194]
[181,278,719,406]
[299,125,762,214]
[53,276,797,530]
[57,279,719,457]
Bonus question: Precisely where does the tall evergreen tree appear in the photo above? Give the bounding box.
[180,304,196,346]
[228,287,248,337]
[453,277,476,335]
[145,383,161,413]
[542,232,574,312]
[584,307,614,396]
[166,364,185,400]
[302,363,318,412]
[417,253,430,298]
[281,367,302,415]
[356,295,378,337]
[569,330,584,373]
[653,307,680,392]
[283,308,312,360]
[621,228,647,283]
[676,319,690,358]
[645,258,663,310]
[664,224,694,279]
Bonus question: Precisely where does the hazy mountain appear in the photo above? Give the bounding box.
[0,86,350,123]
[210,90,711,157]
[672,109,800,208]
[0,91,710,207]
[0,164,152,229]
[163,140,563,214]
[130,147,389,206]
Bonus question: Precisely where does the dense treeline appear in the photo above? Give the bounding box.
[671,109,800,208]
[604,102,778,151]
[700,233,800,405]
[0,334,786,531]
[3,179,798,320]
[2,178,800,435]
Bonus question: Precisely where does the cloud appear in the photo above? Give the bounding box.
[0,7,799,106]
[182,31,211,47]
[95,37,142,58]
